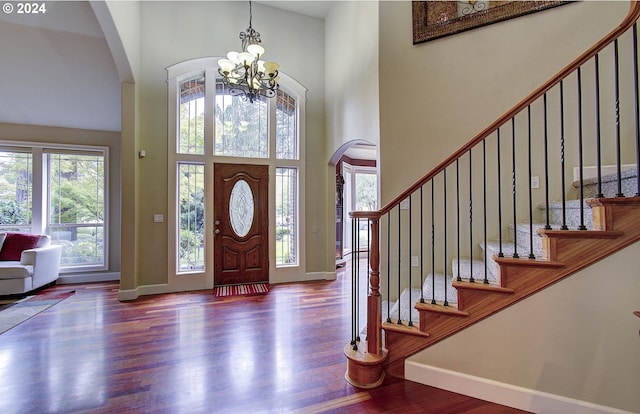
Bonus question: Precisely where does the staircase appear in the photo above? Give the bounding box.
[344,0,640,392]
[379,174,640,379]
[373,170,638,326]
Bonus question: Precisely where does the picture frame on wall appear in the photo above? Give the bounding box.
[412,1,571,44]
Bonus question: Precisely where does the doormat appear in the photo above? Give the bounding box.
[0,290,75,335]
[213,283,269,297]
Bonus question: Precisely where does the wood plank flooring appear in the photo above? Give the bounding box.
[0,266,528,413]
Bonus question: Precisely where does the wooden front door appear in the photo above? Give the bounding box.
[214,163,269,286]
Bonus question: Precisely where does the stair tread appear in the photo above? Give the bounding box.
[382,320,430,337]
[415,301,468,316]
[452,258,497,282]
[452,280,514,294]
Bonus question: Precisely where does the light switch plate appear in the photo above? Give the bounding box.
[153,214,164,223]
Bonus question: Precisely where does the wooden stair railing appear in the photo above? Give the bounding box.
[345,0,640,388]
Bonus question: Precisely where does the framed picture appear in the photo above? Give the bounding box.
[412,1,571,44]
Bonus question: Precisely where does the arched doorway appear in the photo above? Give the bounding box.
[329,140,378,267]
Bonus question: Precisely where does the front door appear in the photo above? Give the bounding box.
[214,163,269,286]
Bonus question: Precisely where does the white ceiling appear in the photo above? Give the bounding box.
[345,144,377,161]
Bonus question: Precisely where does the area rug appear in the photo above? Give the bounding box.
[213,283,269,297]
[0,290,75,334]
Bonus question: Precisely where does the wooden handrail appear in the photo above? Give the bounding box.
[373,0,640,217]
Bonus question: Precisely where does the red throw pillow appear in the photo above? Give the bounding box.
[0,232,41,261]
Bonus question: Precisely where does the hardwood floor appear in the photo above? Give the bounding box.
[0,267,528,413]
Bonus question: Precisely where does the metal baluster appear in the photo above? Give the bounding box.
[420,186,425,303]
[397,205,402,324]
[386,214,391,323]
[483,140,489,283]
[497,129,504,256]
[595,54,604,198]
[408,196,413,327]
[469,150,475,282]
[351,217,358,349]
[615,38,624,198]
[456,159,462,281]
[634,23,640,196]
[356,219,362,342]
[560,81,568,230]
[578,66,587,230]
[527,105,536,258]
[512,117,520,258]
[431,180,436,304]
[443,170,449,306]
[544,93,552,229]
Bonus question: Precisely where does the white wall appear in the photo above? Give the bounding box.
[325,1,380,155]
[0,1,121,131]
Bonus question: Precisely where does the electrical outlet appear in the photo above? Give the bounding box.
[531,176,540,189]
[400,199,410,210]
[153,214,164,223]
[411,256,419,267]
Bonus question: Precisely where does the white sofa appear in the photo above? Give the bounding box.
[0,232,62,296]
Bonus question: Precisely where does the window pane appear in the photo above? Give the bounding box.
[214,80,268,158]
[275,167,297,266]
[276,90,297,160]
[0,150,32,232]
[178,163,205,271]
[179,75,206,155]
[354,172,377,250]
[48,152,105,266]
[355,172,377,211]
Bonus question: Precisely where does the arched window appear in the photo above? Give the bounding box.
[167,57,306,290]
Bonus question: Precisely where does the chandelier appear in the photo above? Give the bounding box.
[217,1,280,103]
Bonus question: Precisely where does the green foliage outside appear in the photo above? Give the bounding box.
[178,163,205,270]
[179,187,205,270]
[0,200,28,226]
[215,88,268,157]
[0,151,105,266]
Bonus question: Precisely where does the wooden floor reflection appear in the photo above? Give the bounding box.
[0,265,527,413]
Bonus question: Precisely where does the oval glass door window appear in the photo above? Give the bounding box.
[229,179,254,237]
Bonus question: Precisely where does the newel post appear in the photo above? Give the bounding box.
[344,212,387,389]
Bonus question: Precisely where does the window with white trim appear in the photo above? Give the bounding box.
[0,145,108,269]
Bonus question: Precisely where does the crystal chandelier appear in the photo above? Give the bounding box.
[217,1,280,103]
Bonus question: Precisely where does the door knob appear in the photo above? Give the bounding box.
[214,229,220,234]
[215,220,220,226]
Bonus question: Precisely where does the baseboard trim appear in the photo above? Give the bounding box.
[117,284,168,301]
[405,361,635,414]
[117,272,338,301]
[58,272,120,284]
